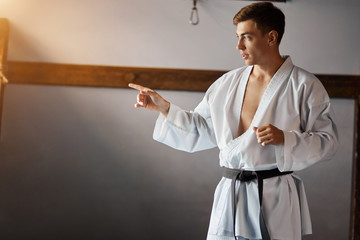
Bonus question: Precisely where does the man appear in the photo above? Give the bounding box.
[129,2,338,240]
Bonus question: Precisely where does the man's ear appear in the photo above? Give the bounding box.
[268,30,279,46]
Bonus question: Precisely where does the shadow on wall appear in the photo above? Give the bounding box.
[0,85,220,240]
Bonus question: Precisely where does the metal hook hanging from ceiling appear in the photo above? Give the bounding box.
[189,0,199,25]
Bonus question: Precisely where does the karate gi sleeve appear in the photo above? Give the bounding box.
[153,91,217,153]
[276,81,339,172]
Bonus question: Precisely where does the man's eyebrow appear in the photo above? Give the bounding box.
[240,32,252,36]
[236,32,253,37]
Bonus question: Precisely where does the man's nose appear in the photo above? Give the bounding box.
[236,39,244,50]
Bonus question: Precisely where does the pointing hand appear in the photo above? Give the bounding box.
[128,83,170,117]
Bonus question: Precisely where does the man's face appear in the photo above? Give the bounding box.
[236,20,269,66]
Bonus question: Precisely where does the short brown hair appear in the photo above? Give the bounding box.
[233,2,285,44]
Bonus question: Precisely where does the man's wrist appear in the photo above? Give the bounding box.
[160,101,170,118]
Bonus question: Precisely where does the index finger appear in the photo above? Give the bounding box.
[255,125,267,132]
[128,83,151,92]
[257,124,274,132]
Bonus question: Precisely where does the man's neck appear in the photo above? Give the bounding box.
[252,54,285,81]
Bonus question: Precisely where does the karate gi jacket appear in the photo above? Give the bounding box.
[153,56,339,240]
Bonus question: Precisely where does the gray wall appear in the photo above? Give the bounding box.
[0,85,354,240]
[0,85,222,240]
[0,0,359,239]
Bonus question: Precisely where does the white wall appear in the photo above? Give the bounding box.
[0,0,359,239]
[0,0,359,74]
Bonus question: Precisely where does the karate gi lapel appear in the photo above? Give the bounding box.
[224,66,253,140]
[251,56,294,128]
[222,57,294,162]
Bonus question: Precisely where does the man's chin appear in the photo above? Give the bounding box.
[243,59,253,66]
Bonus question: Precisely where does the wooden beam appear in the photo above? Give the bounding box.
[7,61,224,92]
[316,74,360,99]
[0,18,9,137]
[352,98,360,240]
[6,61,360,98]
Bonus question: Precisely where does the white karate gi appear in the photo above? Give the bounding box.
[153,56,338,240]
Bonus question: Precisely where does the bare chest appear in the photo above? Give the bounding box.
[237,78,269,136]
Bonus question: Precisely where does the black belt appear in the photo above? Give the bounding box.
[222,167,293,240]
